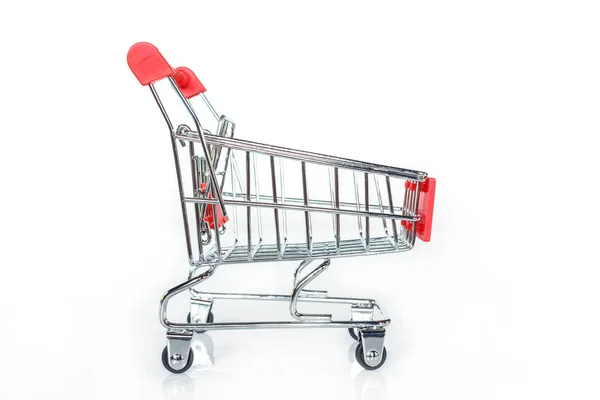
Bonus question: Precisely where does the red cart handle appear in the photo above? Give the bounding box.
[174,66,207,99]
[127,42,174,85]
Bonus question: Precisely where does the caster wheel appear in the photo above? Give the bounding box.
[162,346,194,374]
[355,342,387,370]
[187,311,214,333]
[348,328,361,341]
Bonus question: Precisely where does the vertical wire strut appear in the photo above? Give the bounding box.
[334,167,340,254]
[279,158,288,255]
[386,176,399,248]
[251,153,263,258]
[270,156,282,258]
[402,180,410,244]
[353,171,364,248]
[246,151,252,260]
[301,162,312,255]
[374,175,389,239]
[365,172,370,251]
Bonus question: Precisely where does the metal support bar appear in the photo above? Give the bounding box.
[177,133,428,181]
[290,259,332,321]
[183,198,420,222]
[271,156,281,258]
[160,266,216,330]
[246,151,252,260]
[148,84,194,263]
[301,162,312,255]
[169,77,227,217]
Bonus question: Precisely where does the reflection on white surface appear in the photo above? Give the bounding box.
[162,337,385,400]
[162,374,193,400]
[349,343,386,400]
[353,369,386,400]
[162,334,215,400]
[191,333,215,368]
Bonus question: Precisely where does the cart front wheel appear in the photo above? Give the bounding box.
[162,346,194,374]
[355,342,387,370]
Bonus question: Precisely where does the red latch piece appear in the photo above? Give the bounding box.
[127,42,174,85]
[416,177,436,242]
[403,178,436,241]
[200,183,229,229]
[174,66,206,99]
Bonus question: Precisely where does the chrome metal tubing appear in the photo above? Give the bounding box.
[175,133,427,181]
[386,176,399,247]
[169,77,227,217]
[270,156,282,258]
[246,151,252,260]
[365,172,370,250]
[160,266,216,330]
[290,259,332,321]
[161,262,390,332]
[183,198,420,222]
[190,151,204,257]
[198,237,413,264]
[186,291,377,306]
[301,162,312,255]
[220,192,402,214]
[251,153,263,258]
[200,92,219,120]
[279,158,288,253]
[334,167,341,253]
[165,319,390,332]
[148,84,194,263]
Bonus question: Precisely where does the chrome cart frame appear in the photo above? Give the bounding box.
[127,42,436,373]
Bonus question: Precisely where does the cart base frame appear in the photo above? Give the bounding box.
[160,259,390,372]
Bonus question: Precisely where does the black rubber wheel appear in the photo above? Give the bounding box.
[162,346,194,374]
[187,311,214,333]
[355,342,387,370]
[348,328,360,341]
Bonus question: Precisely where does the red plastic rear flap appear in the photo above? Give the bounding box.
[416,177,436,242]
[200,183,229,229]
[205,202,229,230]
[174,66,206,98]
[127,42,174,85]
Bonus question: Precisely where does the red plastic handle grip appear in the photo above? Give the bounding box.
[127,42,174,85]
[173,67,206,98]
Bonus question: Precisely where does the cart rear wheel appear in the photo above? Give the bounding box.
[162,346,194,374]
[187,311,214,333]
[348,328,361,341]
[355,342,387,370]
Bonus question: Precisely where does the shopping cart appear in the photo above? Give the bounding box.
[127,42,436,373]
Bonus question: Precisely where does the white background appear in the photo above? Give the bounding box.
[1,1,599,399]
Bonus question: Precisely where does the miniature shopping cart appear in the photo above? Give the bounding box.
[127,42,436,373]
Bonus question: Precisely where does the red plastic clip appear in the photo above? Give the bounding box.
[127,42,174,86]
[403,178,436,241]
[400,220,413,231]
[173,66,206,99]
[200,183,229,229]
[416,178,436,242]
